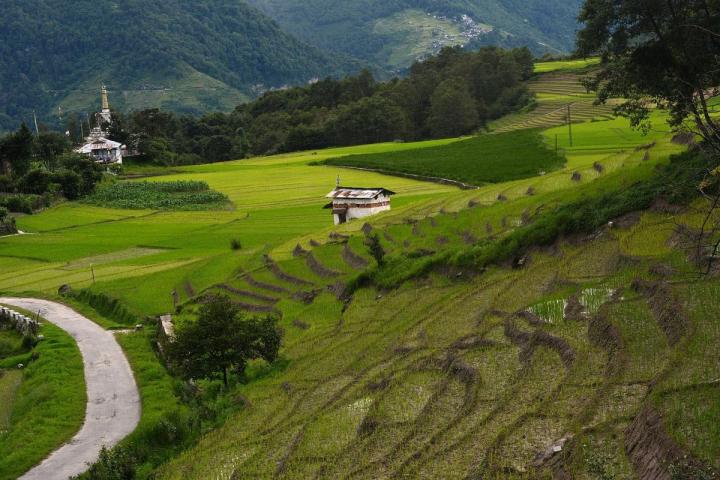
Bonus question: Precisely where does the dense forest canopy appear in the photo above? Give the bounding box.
[106,47,535,164]
[0,0,355,132]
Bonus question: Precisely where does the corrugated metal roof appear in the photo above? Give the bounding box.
[76,137,124,154]
[325,186,396,200]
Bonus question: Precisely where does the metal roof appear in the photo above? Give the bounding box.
[76,136,124,154]
[326,186,396,200]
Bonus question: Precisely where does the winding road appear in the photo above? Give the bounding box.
[0,298,141,480]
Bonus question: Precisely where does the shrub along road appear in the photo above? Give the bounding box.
[0,298,140,480]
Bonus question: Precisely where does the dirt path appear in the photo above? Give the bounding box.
[0,298,141,480]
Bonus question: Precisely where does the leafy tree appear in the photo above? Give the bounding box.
[578,0,720,154]
[331,95,410,146]
[139,137,176,166]
[51,170,83,200]
[18,169,53,195]
[167,295,283,386]
[35,132,70,171]
[58,153,103,196]
[427,78,479,138]
[0,124,34,176]
[202,136,233,163]
[512,47,536,80]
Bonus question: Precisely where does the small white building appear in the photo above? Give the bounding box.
[325,186,395,225]
[75,86,124,165]
[77,132,124,164]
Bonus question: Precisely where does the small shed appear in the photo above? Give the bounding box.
[325,186,395,225]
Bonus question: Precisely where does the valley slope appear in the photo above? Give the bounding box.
[246,0,584,70]
[0,0,355,131]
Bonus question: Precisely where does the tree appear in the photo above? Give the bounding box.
[167,295,282,386]
[58,153,103,196]
[35,132,70,171]
[577,0,720,154]
[0,123,34,176]
[427,78,479,139]
[331,95,410,146]
[512,47,535,81]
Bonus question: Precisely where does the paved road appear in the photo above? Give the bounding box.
[0,298,141,480]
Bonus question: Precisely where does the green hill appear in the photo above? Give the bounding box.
[0,0,355,131]
[246,0,584,70]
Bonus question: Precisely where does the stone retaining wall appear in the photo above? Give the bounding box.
[0,306,40,336]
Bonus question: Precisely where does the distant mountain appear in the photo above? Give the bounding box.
[0,0,356,131]
[246,0,584,71]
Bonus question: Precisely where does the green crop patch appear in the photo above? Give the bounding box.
[85,181,231,211]
[322,129,565,186]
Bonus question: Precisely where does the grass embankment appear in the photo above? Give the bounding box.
[323,129,565,186]
[86,181,230,211]
[0,319,85,480]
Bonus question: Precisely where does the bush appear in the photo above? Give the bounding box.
[0,193,51,214]
[59,153,103,196]
[0,175,13,193]
[18,169,53,195]
[51,169,83,200]
[83,446,137,480]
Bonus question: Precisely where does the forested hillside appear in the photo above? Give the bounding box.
[0,0,354,131]
[246,0,583,69]
[108,47,534,164]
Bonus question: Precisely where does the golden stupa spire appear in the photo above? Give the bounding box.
[101,85,110,111]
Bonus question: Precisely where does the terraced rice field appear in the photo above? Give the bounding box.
[149,111,711,477]
[490,69,618,134]
[159,198,720,478]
